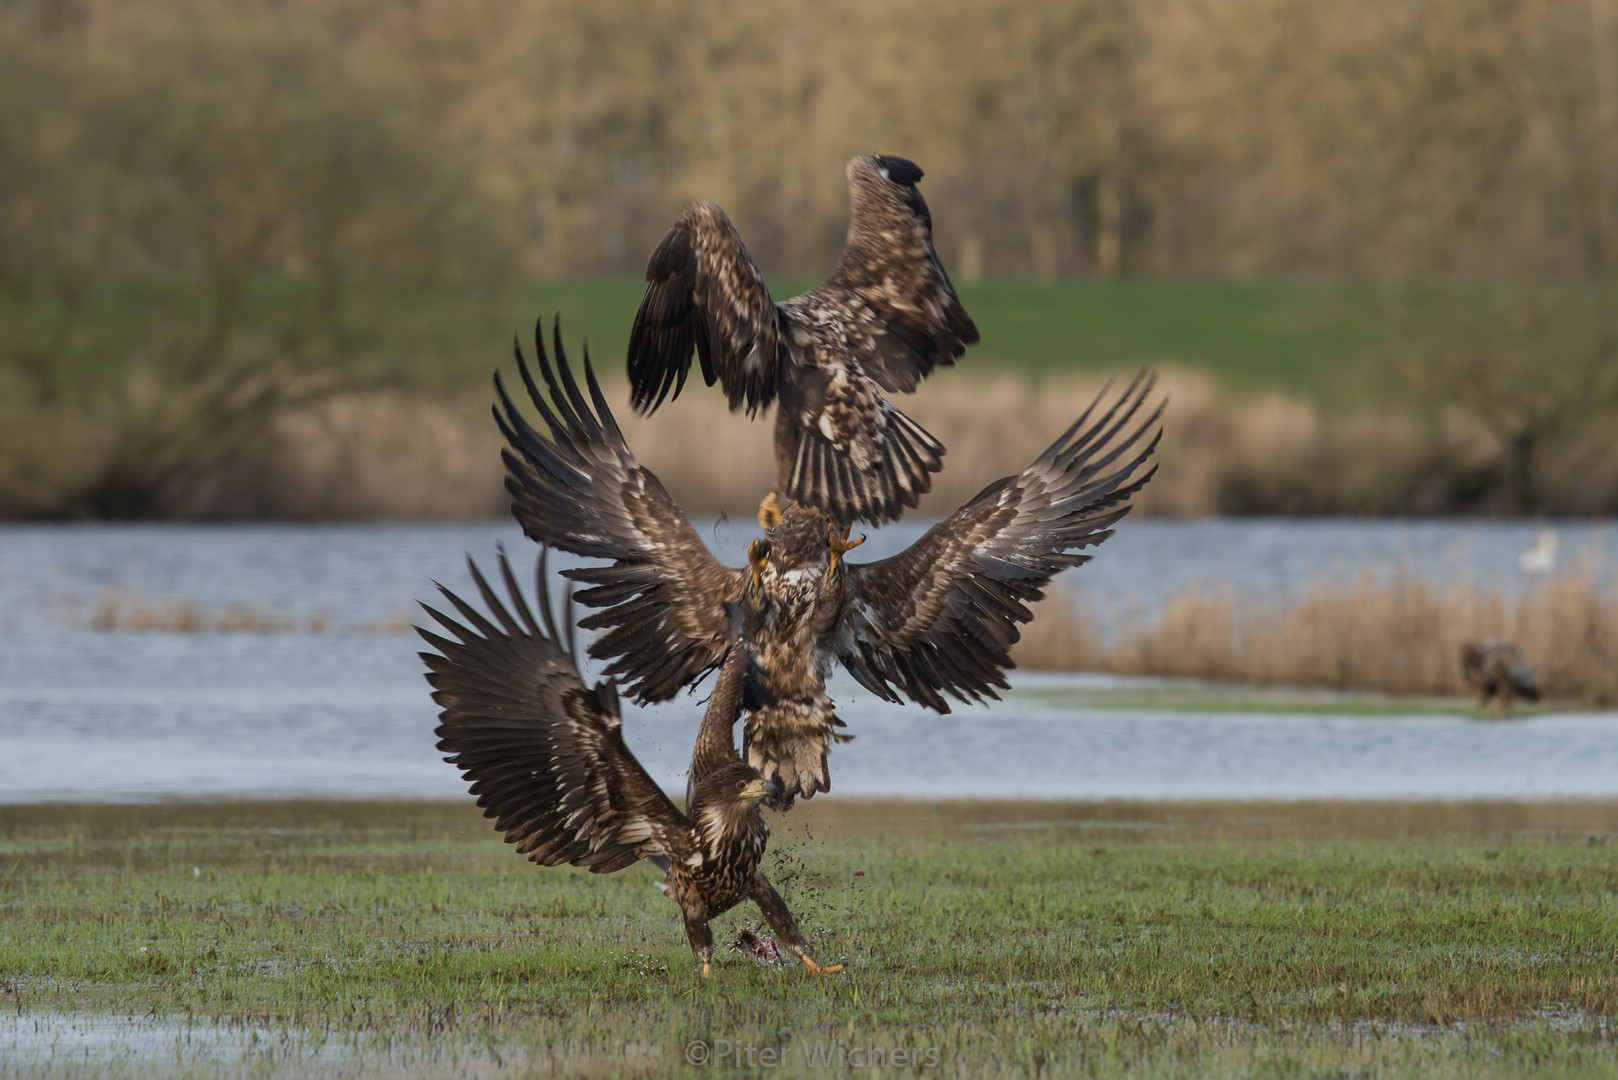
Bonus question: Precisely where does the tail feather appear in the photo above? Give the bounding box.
[742,701,853,810]
[786,398,944,527]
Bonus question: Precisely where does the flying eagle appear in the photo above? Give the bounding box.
[495,321,1161,806]
[418,547,843,977]
[626,154,979,528]
[1459,639,1539,715]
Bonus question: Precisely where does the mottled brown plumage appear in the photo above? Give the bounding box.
[495,322,1161,805]
[1460,639,1539,715]
[418,546,840,976]
[627,154,978,527]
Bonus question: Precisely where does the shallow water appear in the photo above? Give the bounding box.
[1,519,1615,804]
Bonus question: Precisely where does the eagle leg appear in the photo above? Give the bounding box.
[825,523,866,586]
[758,491,783,532]
[685,914,715,977]
[748,871,844,976]
[748,539,772,603]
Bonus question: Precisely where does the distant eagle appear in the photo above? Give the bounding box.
[1460,639,1539,715]
[495,321,1161,806]
[419,547,843,977]
[626,154,979,527]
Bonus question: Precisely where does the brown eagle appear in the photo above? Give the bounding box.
[418,547,843,977]
[1459,639,1539,715]
[495,321,1161,806]
[626,154,979,528]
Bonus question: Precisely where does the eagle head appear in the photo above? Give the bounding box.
[766,503,833,571]
[849,153,923,188]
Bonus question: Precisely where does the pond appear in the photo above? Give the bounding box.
[1,518,1614,803]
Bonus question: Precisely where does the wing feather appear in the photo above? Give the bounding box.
[837,373,1163,712]
[627,201,780,417]
[419,547,688,873]
[816,154,979,394]
[496,318,744,703]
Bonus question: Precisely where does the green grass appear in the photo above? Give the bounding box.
[522,277,1373,397]
[3,799,1617,1077]
[5,272,1377,404]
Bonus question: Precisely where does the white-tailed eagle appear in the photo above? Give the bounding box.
[627,154,979,528]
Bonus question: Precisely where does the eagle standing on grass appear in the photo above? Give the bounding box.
[627,154,979,528]
[495,321,1162,807]
[1460,639,1539,715]
[419,547,843,977]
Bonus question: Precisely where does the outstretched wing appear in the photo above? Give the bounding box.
[836,373,1162,713]
[419,548,688,874]
[627,201,781,417]
[805,153,979,395]
[495,319,744,703]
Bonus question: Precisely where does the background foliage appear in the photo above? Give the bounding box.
[2,0,1617,516]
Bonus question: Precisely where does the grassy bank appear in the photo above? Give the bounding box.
[525,277,1370,395]
[9,274,1618,518]
[3,799,1617,1077]
[1020,564,1618,706]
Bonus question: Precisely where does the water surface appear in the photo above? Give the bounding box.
[1,519,1614,804]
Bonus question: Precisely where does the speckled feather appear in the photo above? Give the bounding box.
[418,548,809,963]
[497,326,1161,800]
[626,154,974,527]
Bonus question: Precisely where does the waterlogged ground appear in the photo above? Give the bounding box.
[1,799,1616,1078]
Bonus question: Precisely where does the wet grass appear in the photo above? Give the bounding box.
[2,799,1617,1076]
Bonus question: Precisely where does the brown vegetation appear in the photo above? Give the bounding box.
[4,0,1618,517]
[1018,565,1618,707]
[82,590,410,634]
[162,370,1618,520]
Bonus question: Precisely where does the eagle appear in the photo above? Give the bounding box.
[418,547,843,977]
[1459,639,1539,715]
[495,320,1161,807]
[626,154,979,528]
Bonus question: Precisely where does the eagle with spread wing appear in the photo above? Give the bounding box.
[419,547,843,977]
[497,322,1160,806]
[627,154,979,528]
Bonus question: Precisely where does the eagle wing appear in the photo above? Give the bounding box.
[495,320,745,703]
[835,373,1162,713]
[419,548,688,874]
[627,201,781,417]
[810,153,979,395]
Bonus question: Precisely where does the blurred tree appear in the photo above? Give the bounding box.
[0,5,515,516]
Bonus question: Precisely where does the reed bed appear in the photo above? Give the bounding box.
[81,590,410,634]
[1019,565,1618,706]
[171,368,1615,519]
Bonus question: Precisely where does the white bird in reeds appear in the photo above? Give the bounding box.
[1518,528,1558,577]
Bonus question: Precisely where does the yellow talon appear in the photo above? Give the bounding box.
[748,539,771,600]
[801,955,843,976]
[701,961,711,979]
[758,492,782,532]
[825,524,865,579]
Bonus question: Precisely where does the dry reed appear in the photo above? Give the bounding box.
[170,368,1532,520]
[1017,565,1618,705]
[82,590,409,634]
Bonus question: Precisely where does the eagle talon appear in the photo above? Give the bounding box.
[801,955,843,976]
[758,492,783,533]
[826,525,865,568]
[748,539,772,601]
[701,961,712,979]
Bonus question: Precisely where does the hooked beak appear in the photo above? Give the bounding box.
[740,777,780,802]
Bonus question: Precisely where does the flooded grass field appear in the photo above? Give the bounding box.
[2,799,1616,1078]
